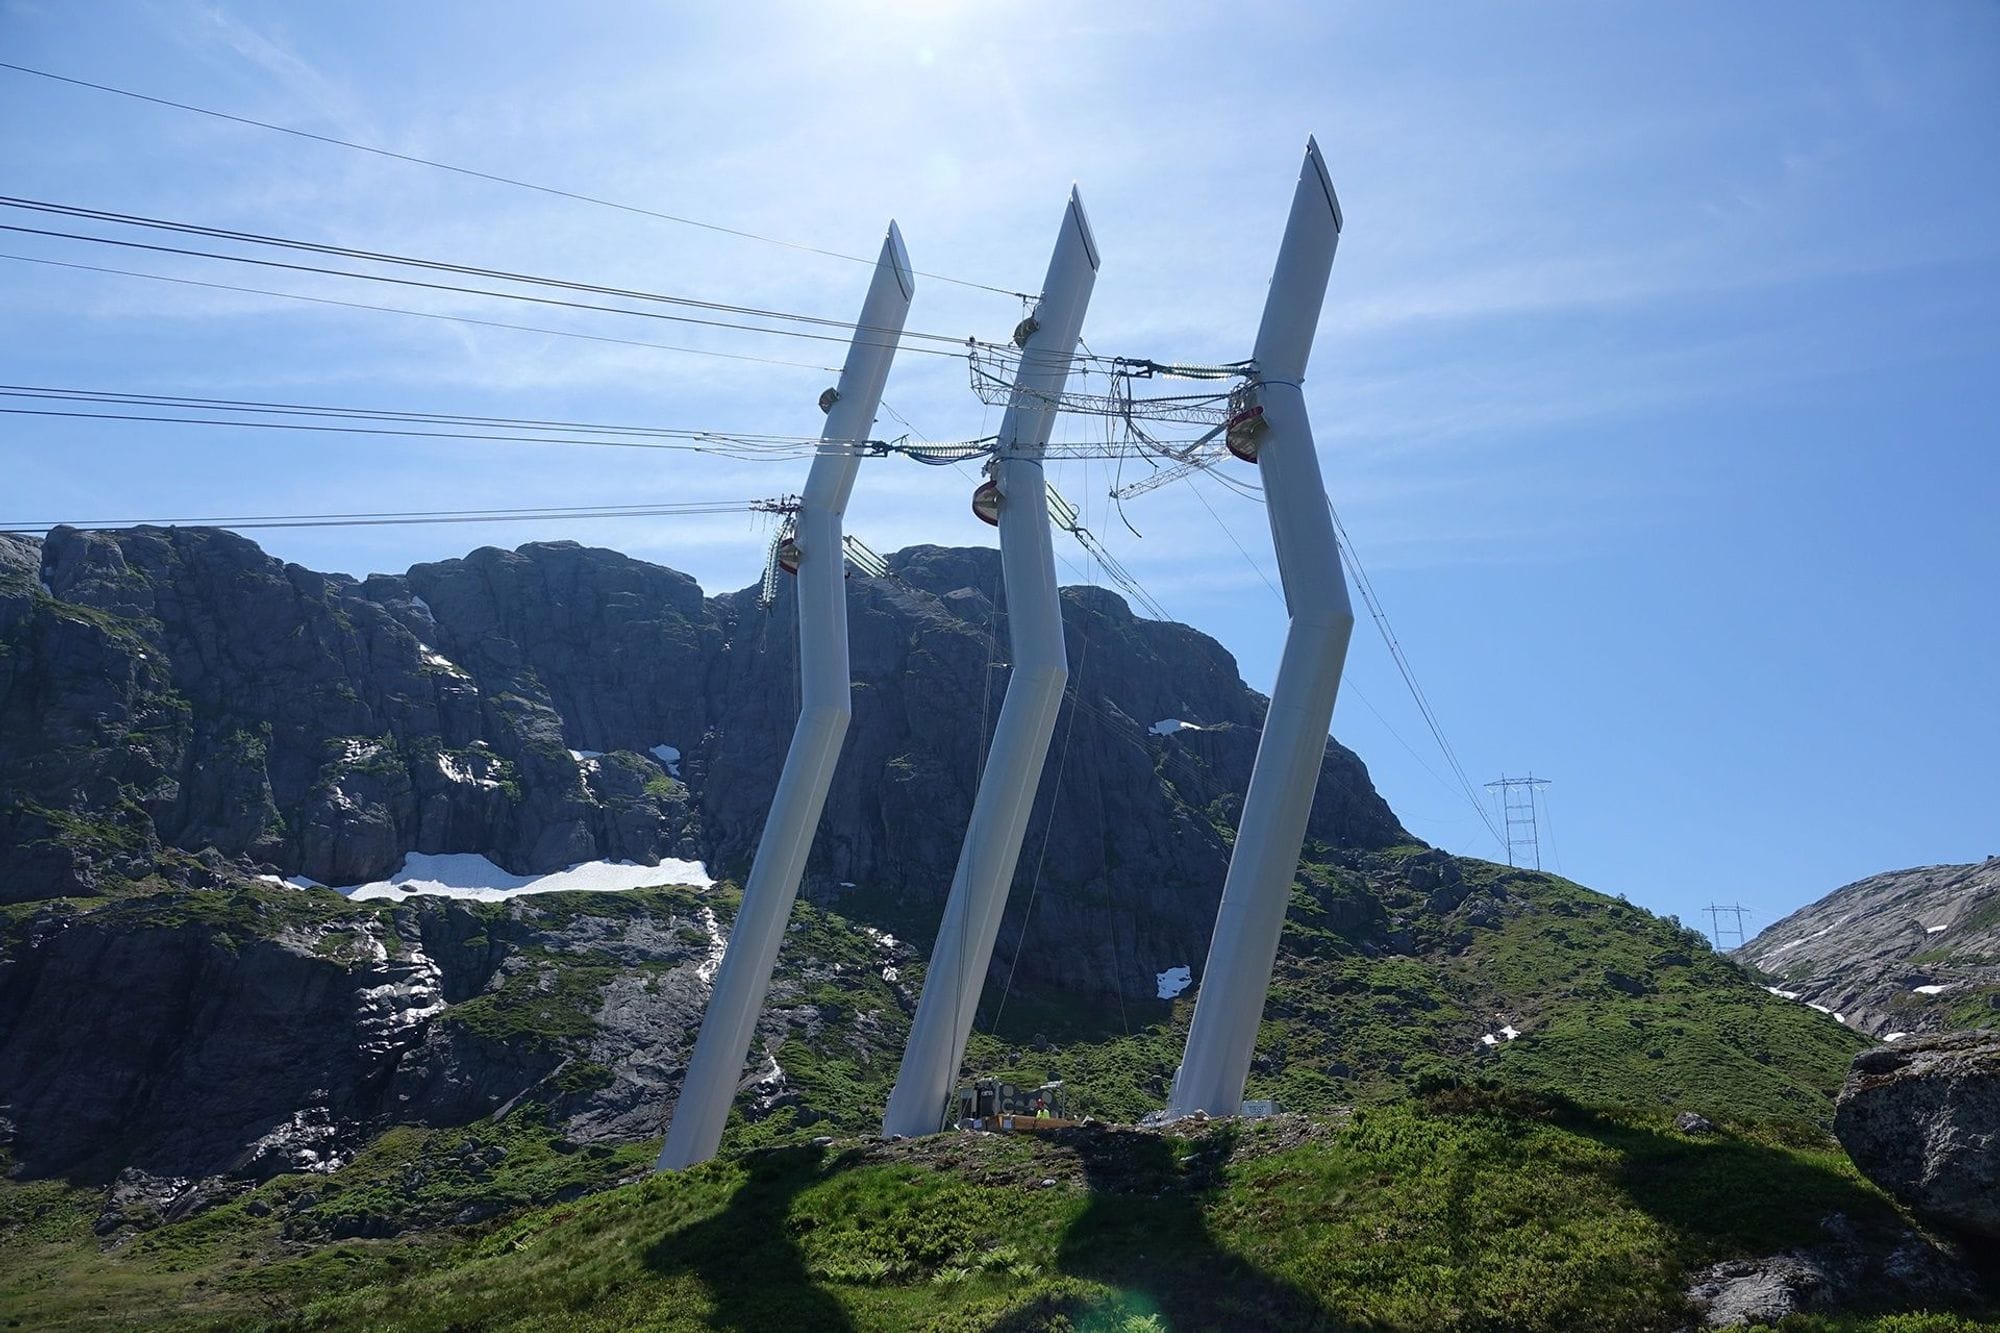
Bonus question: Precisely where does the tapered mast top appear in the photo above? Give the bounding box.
[1253,137,1343,384]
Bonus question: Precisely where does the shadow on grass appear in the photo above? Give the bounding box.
[1537,1094,2000,1319]
[1011,1125,1364,1333]
[1535,1097,1900,1258]
[641,1143,854,1333]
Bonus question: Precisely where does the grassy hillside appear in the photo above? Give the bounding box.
[1,847,1903,1329]
[789,850,1870,1139]
[5,1092,1992,1331]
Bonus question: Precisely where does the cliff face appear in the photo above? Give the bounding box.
[1,527,1878,1200]
[0,526,1410,1187]
[0,880,897,1188]
[1737,860,2000,1038]
[0,527,1403,1005]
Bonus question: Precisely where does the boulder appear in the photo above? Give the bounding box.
[1833,1028,2000,1241]
[1684,1212,1979,1328]
[1685,1253,1834,1326]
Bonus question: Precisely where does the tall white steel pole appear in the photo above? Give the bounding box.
[882,191,1099,1138]
[656,224,915,1172]
[1167,139,1356,1119]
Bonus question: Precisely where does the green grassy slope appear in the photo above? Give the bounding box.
[5,1094,1992,1332]
[0,847,1898,1330]
[864,851,1870,1136]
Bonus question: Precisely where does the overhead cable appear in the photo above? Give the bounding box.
[1324,499,1505,849]
[0,214,968,358]
[3,201,1181,377]
[0,198,976,347]
[1,496,789,534]
[0,61,1031,299]
[2,386,1209,464]
[0,252,843,373]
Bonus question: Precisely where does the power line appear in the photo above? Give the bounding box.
[1534,782,1567,877]
[1177,470,1490,830]
[1,386,822,439]
[0,406,830,459]
[0,252,845,373]
[1170,466,1504,850]
[0,60,1031,299]
[0,214,971,358]
[0,197,978,349]
[1327,499,1505,851]
[2,384,1206,466]
[2,201,1153,378]
[0,386,830,446]
[1,496,789,534]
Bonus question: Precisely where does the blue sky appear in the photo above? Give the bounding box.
[4,1,1996,935]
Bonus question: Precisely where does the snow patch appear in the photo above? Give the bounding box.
[649,743,682,777]
[418,646,468,677]
[1913,984,1950,995]
[1149,718,1205,737]
[1884,1032,1910,1042]
[1499,1024,1520,1040]
[881,966,900,983]
[1763,924,1837,958]
[1763,986,1804,1001]
[1925,924,1949,934]
[1156,964,1193,1000]
[341,851,713,902]
[1480,1033,1499,1047]
[568,749,603,763]
[257,873,326,890]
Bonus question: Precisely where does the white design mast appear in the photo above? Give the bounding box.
[657,223,915,1172]
[882,191,1099,1138]
[1168,139,1355,1118]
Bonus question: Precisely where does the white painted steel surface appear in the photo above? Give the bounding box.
[656,224,914,1171]
[881,191,1099,1138]
[1167,140,1356,1119]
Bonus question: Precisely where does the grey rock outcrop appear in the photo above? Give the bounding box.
[1737,860,2000,1038]
[1833,1028,2000,1241]
[0,886,752,1182]
[1684,1211,1979,1328]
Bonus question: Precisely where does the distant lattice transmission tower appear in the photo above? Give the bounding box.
[1704,903,1752,950]
[1485,774,1551,870]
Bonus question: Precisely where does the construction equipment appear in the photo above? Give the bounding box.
[953,1077,1079,1132]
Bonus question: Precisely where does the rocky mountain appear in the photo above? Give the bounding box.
[1737,860,2000,1039]
[0,524,1401,1007]
[1,526,1869,1207]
